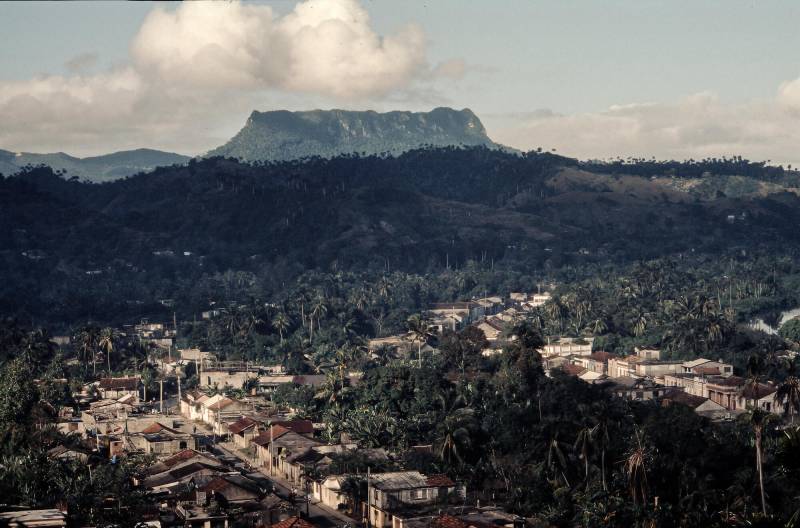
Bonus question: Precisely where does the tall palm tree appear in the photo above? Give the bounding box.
[98,327,117,374]
[741,408,774,516]
[574,425,595,488]
[436,393,477,467]
[272,311,291,343]
[547,433,571,488]
[310,294,328,339]
[776,359,800,424]
[624,430,649,508]
[407,314,432,366]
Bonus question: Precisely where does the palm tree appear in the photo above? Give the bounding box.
[407,314,432,366]
[98,327,117,374]
[436,393,476,467]
[546,433,571,488]
[593,417,611,492]
[624,430,649,508]
[741,408,774,516]
[776,359,800,424]
[310,294,328,339]
[272,311,291,343]
[76,326,99,376]
[574,426,594,488]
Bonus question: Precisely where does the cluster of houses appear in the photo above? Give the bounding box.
[368,291,552,358]
[546,345,786,421]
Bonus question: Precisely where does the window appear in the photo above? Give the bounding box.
[411,489,427,500]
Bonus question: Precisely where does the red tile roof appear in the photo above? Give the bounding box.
[271,516,317,528]
[272,419,313,435]
[162,449,203,468]
[207,398,236,411]
[432,515,468,528]
[425,474,456,487]
[141,422,179,435]
[695,366,720,375]
[709,376,746,387]
[201,476,230,493]
[228,416,258,435]
[560,364,587,377]
[741,383,777,400]
[590,351,614,362]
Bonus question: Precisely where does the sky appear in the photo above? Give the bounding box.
[2,0,800,165]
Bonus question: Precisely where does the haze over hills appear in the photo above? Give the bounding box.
[0,148,191,183]
[206,107,500,162]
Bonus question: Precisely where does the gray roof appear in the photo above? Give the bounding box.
[369,471,429,491]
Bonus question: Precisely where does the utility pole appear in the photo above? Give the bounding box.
[366,466,371,528]
[159,379,164,414]
[269,423,274,476]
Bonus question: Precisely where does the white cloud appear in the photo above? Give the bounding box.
[489,85,800,167]
[0,0,435,155]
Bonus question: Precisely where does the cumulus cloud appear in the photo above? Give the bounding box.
[489,85,800,167]
[0,0,436,155]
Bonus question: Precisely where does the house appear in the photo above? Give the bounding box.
[367,472,459,528]
[0,509,67,527]
[259,431,322,482]
[228,416,264,449]
[606,377,667,401]
[200,474,265,505]
[706,376,747,411]
[175,504,229,528]
[660,390,731,421]
[429,302,484,325]
[474,318,505,343]
[681,358,734,378]
[662,373,709,397]
[144,458,229,492]
[528,292,551,307]
[127,422,197,456]
[314,476,351,511]
[738,383,783,414]
[473,296,504,316]
[146,449,222,476]
[607,348,682,378]
[572,351,614,375]
[200,368,259,390]
[542,337,594,358]
[271,516,318,528]
[47,444,91,463]
[97,377,140,401]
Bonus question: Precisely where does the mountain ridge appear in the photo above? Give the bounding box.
[0,148,191,183]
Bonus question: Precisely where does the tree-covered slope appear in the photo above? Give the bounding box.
[3,147,800,324]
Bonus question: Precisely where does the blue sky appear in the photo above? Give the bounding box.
[2,1,800,163]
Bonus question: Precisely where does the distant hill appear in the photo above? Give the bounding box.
[5,146,800,325]
[0,148,190,182]
[207,107,501,162]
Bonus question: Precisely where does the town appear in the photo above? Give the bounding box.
[2,282,799,527]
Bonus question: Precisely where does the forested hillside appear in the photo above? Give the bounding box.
[2,147,800,326]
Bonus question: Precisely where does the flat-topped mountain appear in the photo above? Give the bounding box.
[207,107,499,162]
[0,148,190,182]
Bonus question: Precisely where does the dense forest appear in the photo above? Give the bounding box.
[3,147,800,328]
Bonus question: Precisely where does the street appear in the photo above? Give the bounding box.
[214,441,358,528]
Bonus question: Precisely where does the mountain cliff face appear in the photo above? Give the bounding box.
[0,148,190,182]
[207,107,498,162]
